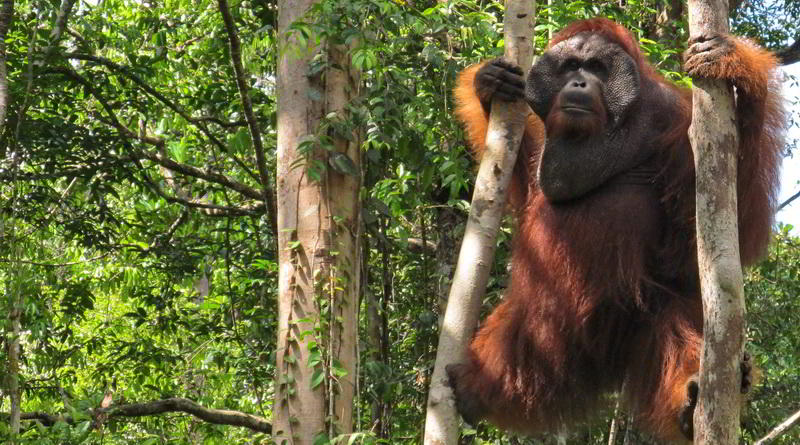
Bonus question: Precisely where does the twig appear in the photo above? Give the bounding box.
[217,0,278,234]
[140,174,264,215]
[46,67,264,202]
[778,188,800,211]
[0,253,110,267]
[64,52,262,185]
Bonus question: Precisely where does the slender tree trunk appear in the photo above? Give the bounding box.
[621,412,638,445]
[324,41,361,437]
[654,0,682,43]
[43,0,74,57]
[687,1,745,444]
[433,206,460,329]
[6,297,21,440]
[274,0,328,440]
[1,2,18,439]
[607,399,621,445]
[275,1,360,442]
[423,1,535,444]
[218,0,278,232]
[364,236,385,435]
[0,0,14,135]
[377,217,392,437]
[754,408,800,445]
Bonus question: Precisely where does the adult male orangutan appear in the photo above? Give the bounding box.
[446,17,785,443]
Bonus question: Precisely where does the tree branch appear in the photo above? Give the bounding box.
[64,52,262,185]
[161,208,190,243]
[196,116,247,128]
[778,188,800,211]
[135,148,264,201]
[777,39,800,66]
[0,158,137,181]
[46,68,264,202]
[0,253,110,267]
[105,398,272,433]
[754,407,800,445]
[217,0,277,234]
[46,67,163,144]
[44,0,76,56]
[140,174,265,216]
[6,397,271,434]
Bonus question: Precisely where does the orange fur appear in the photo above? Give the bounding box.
[450,17,785,444]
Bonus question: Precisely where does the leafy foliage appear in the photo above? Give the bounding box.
[0,0,798,443]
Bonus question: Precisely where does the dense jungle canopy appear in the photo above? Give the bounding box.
[1,0,799,443]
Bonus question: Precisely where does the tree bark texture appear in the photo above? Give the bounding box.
[275,0,361,442]
[0,0,14,136]
[275,0,327,440]
[422,1,534,444]
[687,1,746,444]
[323,41,361,437]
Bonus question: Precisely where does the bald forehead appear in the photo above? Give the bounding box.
[549,32,625,59]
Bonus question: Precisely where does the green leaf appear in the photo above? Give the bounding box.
[308,349,322,368]
[332,360,348,378]
[310,368,324,389]
[328,152,359,176]
[313,432,330,445]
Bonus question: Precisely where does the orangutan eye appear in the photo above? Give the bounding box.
[585,59,607,74]
[562,58,580,72]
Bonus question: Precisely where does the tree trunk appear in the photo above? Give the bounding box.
[275,0,360,442]
[1,2,18,441]
[0,0,14,136]
[6,296,21,441]
[422,1,534,444]
[324,41,361,437]
[687,1,745,444]
[621,415,639,445]
[607,399,622,445]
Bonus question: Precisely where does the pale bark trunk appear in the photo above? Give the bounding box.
[607,399,621,445]
[0,0,13,136]
[422,1,534,444]
[275,0,360,442]
[275,0,327,440]
[687,1,745,444]
[324,42,361,437]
